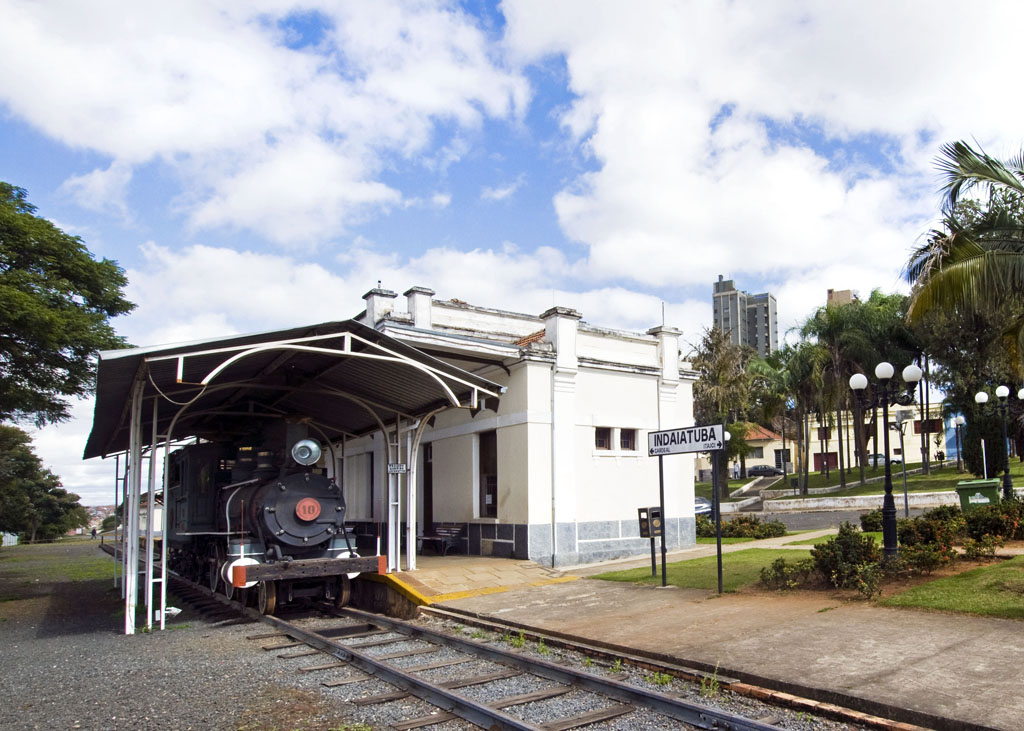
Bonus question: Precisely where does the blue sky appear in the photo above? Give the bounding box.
[2,0,1023,504]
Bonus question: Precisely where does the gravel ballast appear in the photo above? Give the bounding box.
[1,541,872,730]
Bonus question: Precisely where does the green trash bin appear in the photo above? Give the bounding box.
[955,479,1001,511]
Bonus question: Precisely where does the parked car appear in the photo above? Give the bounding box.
[867,454,902,467]
[748,464,784,476]
[694,497,713,516]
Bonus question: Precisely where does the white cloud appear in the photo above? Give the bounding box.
[59,161,134,221]
[502,0,1024,307]
[481,175,525,201]
[0,0,529,245]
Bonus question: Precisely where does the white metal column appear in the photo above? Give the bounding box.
[124,377,145,635]
[387,415,402,572]
[144,398,160,631]
[405,426,416,572]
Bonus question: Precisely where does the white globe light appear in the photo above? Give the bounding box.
[975,391,989,405]
[996,385,1010,399]
[724,431,731,441]
[902,364,923,383]
[1018,389,1024,401]
[875,362,895,380]
[849,373,869,391]
[955,415,966,426]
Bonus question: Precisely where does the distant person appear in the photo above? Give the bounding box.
[91,527,97,540]
[732,463,739,479]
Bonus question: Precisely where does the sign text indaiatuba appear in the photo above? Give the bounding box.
[647,424,725,456]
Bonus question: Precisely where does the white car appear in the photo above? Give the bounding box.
[867,454,902,467]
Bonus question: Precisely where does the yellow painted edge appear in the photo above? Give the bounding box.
[360,572,432,606]
[361,572,579,606]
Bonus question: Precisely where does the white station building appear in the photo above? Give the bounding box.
[335,286,699,568]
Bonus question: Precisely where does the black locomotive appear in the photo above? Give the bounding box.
[166,424,370,614]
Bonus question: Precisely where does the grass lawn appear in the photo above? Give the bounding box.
[696,536,757,545]
[882,555,1024,619]
[765,459,1024,501]
[694,482,750,503]
[592,548,813,592]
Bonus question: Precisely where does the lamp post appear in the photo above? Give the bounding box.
[849,362,923,559]
[975,387,1018,500]
[954,415,965,472]
[892,411,912,517]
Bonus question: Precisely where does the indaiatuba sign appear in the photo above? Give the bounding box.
[647,424,725,456]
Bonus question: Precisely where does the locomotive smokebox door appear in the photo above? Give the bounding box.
[259,472,344,547]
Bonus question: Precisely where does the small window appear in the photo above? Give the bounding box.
[620,428,636,451]
[595,427,611,450]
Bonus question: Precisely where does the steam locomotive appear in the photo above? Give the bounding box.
[166,424,375,614]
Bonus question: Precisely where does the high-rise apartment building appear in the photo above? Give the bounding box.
[712,275,778,357]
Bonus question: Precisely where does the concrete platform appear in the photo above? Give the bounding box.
[365,554,578,605]
[430,551,1024,731]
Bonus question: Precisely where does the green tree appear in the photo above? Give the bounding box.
[690,327,752,500]
[801,302,875,487]
[0,183,134,426]
[0,424,87,541]
[906,142,1024,354]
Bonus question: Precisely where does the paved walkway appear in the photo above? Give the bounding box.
[374,531,1024,730]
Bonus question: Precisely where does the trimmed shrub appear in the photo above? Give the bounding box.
[860,509,883,533]
[962,534,1003,560]
[964,504,1016,542]
[811,522,881,590]
[760,557,815,590]
[900,542,956,575]
[898,506,965,549]
[696,514,787,539]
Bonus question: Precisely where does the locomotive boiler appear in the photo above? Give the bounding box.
[166,426,375,614]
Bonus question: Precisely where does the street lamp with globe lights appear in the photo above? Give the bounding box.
[849,362,923,559]
[974,386,1019,499]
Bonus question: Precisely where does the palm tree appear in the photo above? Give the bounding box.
[907,141,1024,353]
[800,303,876,486]
[690,327,752,500]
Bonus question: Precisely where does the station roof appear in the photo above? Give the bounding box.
[83,319,503,459]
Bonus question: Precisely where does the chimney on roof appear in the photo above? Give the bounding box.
[404,286,435,329]
[362,287,397,326]
[541,306,582,372]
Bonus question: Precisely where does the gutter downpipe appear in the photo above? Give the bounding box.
[550,361,557,569]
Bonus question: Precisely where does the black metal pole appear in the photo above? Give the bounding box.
[999,398,1013,499]
[712,453,723,594]
[880,382,898,559]
[658,455,667,587]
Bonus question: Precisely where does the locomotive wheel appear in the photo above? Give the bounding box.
[207,545,223,592]
[223,572,234,600]
[258,580,277,616]
[334,575,351,608]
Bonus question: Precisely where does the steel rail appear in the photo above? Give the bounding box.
[171,576,538,730]
[338,606,782,731]
[167,571,783,731]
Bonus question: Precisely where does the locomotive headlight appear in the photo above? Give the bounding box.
[291,438,322,466]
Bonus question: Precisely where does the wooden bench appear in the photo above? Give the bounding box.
[418,523,465,556]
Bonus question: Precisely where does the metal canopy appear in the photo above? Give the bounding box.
[84,319,503,459]
[93,319,504,635]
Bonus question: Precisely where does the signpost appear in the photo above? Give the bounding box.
[647,424,726,588]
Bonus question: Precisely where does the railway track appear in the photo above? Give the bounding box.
[167,573,884,731]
